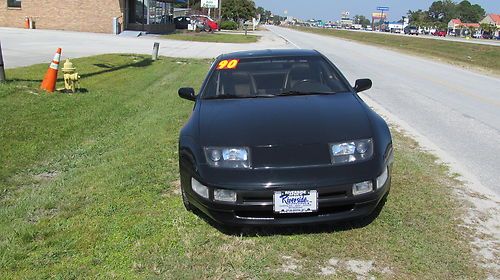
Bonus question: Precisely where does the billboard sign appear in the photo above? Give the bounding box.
[201,0,218,9]
[376,6,390,11]
[372,12,388,19]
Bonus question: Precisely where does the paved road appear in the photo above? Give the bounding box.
[268,25,500,196]
[341,28,500,46]
[0,27,289,68]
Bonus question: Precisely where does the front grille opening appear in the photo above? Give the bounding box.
[235,204,354,220]
[241,189,347,204]
[318,190,347,198]
[242,195,272,203]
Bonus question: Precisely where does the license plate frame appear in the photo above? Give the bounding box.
[273,190,318,214]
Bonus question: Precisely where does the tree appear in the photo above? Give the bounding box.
[256,6,265,17]
[221,0,256,22]
[456,0,485,22]
[427,0,457,23]
[256,6,272,23]
[407,9,429,26]
[480,23,498,35]
[353,15,371,27]
[175,0,201,9]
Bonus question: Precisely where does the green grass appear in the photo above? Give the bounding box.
[161,31,259,43]
[290,26,500,75]
[0,54,484,279]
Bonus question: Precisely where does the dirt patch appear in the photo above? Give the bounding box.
[279,255,301,275]
[161,180,181,198]
[318,258,392,279]
[456,187,500,277]
[33,171,59,182]
[27,207,59,224]
[218,235,256,254]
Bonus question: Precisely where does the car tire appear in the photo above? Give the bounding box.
[181,187,193,212]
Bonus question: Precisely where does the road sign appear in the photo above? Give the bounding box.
[201,0,218,9]
[376,6,390,11]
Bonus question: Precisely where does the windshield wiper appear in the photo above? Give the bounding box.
[204,94,275,100]
[275,91,332,97]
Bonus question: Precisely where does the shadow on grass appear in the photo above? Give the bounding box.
[5,57,153,83]
[79,58,153,79]
[195,195,388,237]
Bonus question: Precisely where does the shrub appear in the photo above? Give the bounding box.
[220,21,238,30]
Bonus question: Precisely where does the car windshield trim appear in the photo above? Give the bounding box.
[203,91,348,100]
[204,94,275,100]
[275,90,333,97]
[200,56,350,100]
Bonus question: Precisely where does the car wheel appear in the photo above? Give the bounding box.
[181,187,193,212]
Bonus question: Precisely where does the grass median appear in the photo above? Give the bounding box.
[290,26,500,75]
[160,31,259,43]
[0,54,484,279]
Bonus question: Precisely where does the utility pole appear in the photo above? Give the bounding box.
[380,10,384,32]
[218,0,222,21]
[0,41,5,82]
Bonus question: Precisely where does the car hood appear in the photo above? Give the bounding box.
[198,93,372,147]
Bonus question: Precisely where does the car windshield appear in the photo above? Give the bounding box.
[201,56,349,99]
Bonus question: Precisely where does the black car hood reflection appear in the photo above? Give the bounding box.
[198,92,372,147]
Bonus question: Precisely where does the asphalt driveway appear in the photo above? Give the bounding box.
[0,27,289,69]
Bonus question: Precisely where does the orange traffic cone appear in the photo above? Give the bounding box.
[40,48,62,92]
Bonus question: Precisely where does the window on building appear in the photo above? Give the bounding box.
[129,0,173,25]
[7,0,21,8]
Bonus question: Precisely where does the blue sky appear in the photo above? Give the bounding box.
[253,0,500,21]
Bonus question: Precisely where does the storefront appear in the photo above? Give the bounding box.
[0,0,176,34]
[126,0,175,33]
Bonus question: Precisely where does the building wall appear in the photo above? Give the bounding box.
[0,0,125,33]
[480,15,500,28]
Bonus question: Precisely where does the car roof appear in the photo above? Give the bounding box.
[219,49,320,60]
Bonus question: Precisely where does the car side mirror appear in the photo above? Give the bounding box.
[354,79,372,93]
[178,87,196,101]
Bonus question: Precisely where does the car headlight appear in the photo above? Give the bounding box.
[352,180,373,196]
[204,147,250,169]
[376,166,389,189]
[191,178,209,199]
[214,189,237,202]
[329,139,373,165]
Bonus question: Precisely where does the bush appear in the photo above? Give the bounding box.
[220,21,238,30]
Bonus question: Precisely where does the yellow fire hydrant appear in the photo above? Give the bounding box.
[61,59,80,93]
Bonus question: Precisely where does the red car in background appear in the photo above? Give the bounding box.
[191,15,219,32]
[433,30,447,37]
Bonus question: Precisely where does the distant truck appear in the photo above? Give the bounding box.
[351,24,362,30]
[404,26,419,35]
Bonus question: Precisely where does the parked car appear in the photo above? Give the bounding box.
[190,15,219,32]
[420,29,430,35]
[433,30,447,37]
[482,33,493,39]
[174,16,191,29]
[472,32,482,39]
[404,26,419,35]
[177,49,393,226]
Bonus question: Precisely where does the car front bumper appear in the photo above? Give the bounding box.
[181,170,391,226]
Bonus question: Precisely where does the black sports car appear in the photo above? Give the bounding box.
[178,49,393,226]
[174,16,191,30]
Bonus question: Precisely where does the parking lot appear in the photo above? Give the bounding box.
[0,27,289,69]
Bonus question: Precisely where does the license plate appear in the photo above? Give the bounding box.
[273,190,318,214]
